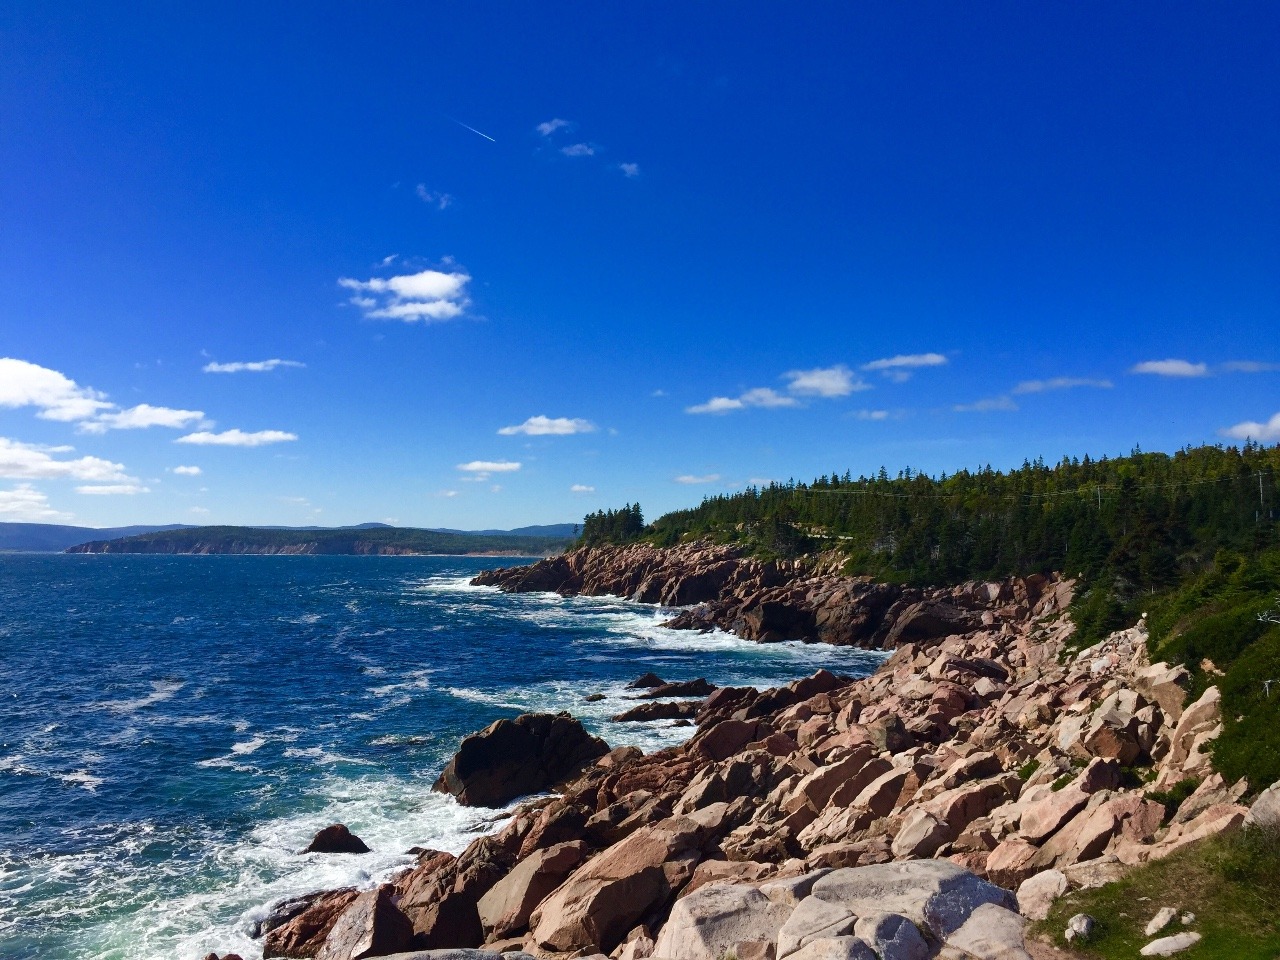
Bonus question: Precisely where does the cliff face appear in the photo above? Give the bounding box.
[473,542,1060,649]
[253,570,1256,960]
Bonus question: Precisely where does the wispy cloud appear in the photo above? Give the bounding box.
[862,352,948,382]
[561,143,596,157]
[571,484,595,493]
[0,436,131,481]
[954,396,1018,413]
[339,266,471,323]
[415,184,454,210]
[1222,411,1280,442]
[176,429,297,447]
[457,460,521,482]
[536,118,571,137]
[853,409,890,421]
[674,473,721,484]
[76,483,150,495]
[687,387,798,415]
[80,403,207,433]
[0,483,71,521]
[0,358,112,422]
[1131,358,1208,378]
[203,359,305,374]
[619,163,641,178]
[171,465,202,476]
[458,460,522,473]
[498,415,596,436]
[1012,377,1113,394]
[784,364,868,397]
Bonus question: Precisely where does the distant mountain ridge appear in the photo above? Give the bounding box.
[1,521,577,553]
[60,524,574,556]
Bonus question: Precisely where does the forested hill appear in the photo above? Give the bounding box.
[65,525,572,556]
[644,443,1280,588]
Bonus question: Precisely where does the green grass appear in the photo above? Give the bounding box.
[1035,827,1280,960]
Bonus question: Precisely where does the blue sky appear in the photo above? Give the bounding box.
[1,2,1277,529]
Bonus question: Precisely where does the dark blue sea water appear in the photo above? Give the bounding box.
[0,555,887,959]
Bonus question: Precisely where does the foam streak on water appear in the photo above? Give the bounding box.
[0,555,886,959]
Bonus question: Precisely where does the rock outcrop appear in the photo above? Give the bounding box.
[246,557,1263,960]
[433,712,610,808]
[305,824,371,854]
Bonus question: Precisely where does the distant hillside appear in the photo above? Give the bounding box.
[63,525,572,556]
[0,523,193,553]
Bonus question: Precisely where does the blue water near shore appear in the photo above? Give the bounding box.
[0,554,887,959]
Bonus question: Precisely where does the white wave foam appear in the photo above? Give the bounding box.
[54,769,104,792]
[230,737,267,756]
[97,679,185,715]
[27,774,514,960]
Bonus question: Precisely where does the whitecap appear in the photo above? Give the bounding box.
[230,737,267,756]
[98,679,185,715]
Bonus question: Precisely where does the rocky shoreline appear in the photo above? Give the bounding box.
[201,551,1280,960]
[472,542,1041,649]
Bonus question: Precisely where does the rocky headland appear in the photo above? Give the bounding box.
[218,544,1280,960]
[472,542,1000,648]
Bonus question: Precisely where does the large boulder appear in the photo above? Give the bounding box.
[809,860,1017,941]
[305,824,370,854]
[1245,779,1280,830]
[938,902,1029,960]
[477,841,588,938]
[315,885,414,960]
[530,810,721,953]
[434,712,610,807]
[262,889,359,958]
[652,883,792,960]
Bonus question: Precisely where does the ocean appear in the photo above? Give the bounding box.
[0,554,887,960]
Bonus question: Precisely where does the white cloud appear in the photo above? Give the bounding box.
[457,460,521,473]
[437,490,458,498]
[619,163,641,178]
[76,484,150,495]
[415,184,454,210]
[0,436,131,481]
[339,267,471,324]
[1222,411,1280,442]
[498,415,596,436]
[561,143,595,157]
[190,506,210,515]
[0,484,71,521]
[686,396,744,415]
[1131,358,1208,377]
[82,403,207,433]
[571,484,595,493]
[862,353,948,377]
[537,118,571,136]
[203,359,305,373]
[853,409,890,421]
[1012,377,1113,394]
[1222,360,1280,373]
[954,396,1018,413]
[784,364,868,397]
[176,429,297,447]
[0,357,113,421]
[687,387,798,415]
[171,465,202,476]
[675,474,721,484]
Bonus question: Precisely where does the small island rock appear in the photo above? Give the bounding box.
[305,824,371,854]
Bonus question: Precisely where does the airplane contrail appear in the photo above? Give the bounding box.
[446,116,496,142]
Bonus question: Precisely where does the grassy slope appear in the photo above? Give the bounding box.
[1035,827,1280,959]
